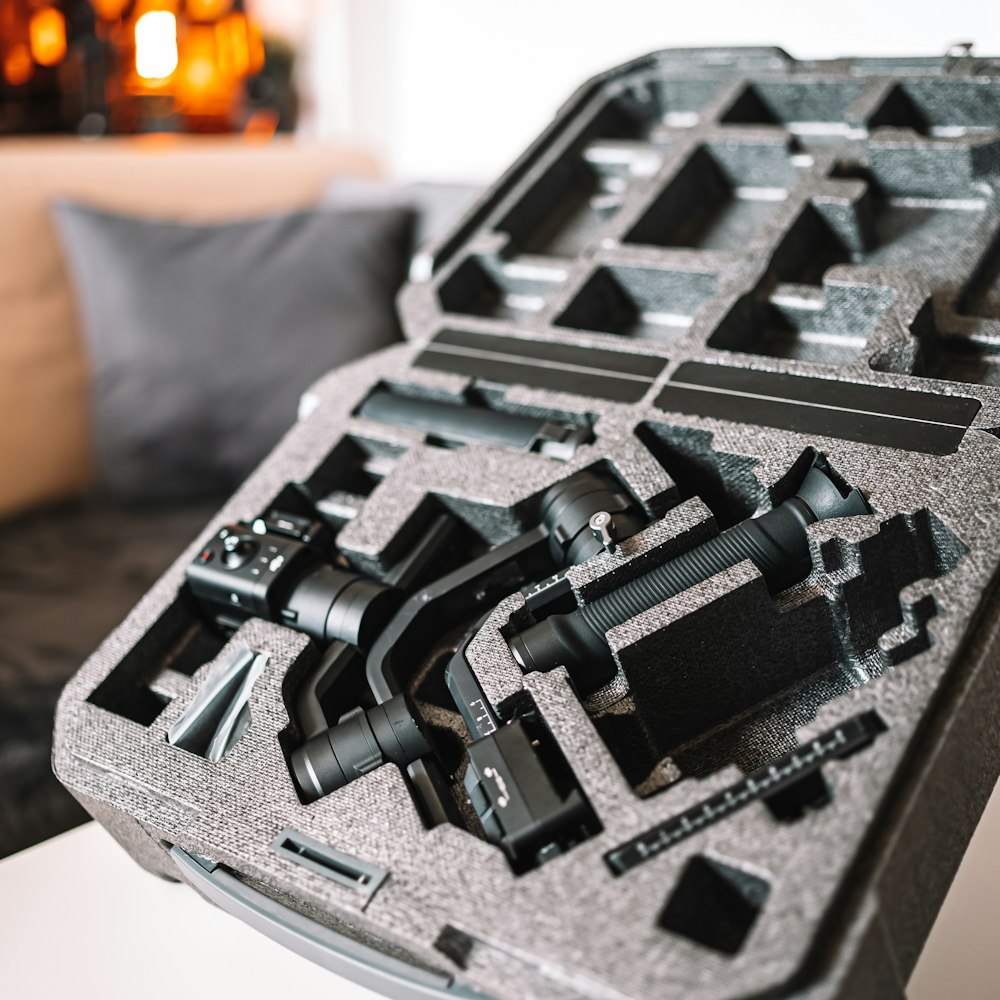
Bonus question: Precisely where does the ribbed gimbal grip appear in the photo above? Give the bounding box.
[580,518,787,638]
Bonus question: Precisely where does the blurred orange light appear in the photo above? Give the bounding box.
[243,108,278,143]
[29,8,67,67]
[182,53,216,92]
[176,24,227,109]
[135,10,179,80]
[215,12,263,78]
[89,0,129,20]
[214,13,247,76]
[3,44,33,86]
[246,19,264,75]
[186,0,232,21]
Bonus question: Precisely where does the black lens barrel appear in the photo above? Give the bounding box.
[284,565,396,648]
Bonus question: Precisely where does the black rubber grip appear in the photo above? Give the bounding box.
[359,389,544,451]
[290,694,431,803]
[580,499,814,638]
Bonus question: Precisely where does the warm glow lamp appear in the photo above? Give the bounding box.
[2,0,284,135]
[29,7,67,67]
[134,9,179,80]
[89,0,130,20]
[3,43,33,86]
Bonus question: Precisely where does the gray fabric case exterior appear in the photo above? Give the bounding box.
[54,49,1000,1000]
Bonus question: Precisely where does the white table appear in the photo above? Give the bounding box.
[2,790,999,999]
[0,822,379,999]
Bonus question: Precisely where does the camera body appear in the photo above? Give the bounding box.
[186,515,395,649]
[188,522,315,628]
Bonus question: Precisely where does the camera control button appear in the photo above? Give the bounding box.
[221,534,258,569]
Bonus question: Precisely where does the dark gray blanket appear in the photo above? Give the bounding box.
[0,499,217,857]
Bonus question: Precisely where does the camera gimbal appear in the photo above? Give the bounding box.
[185,436,870,873]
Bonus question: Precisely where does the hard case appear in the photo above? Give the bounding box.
[55,47,1000,1000]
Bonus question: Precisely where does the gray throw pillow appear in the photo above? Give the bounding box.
[322,177,483,252]
[53,201,414,503]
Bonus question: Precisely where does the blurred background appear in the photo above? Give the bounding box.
[1,0,998,174]
[1,2,999,995]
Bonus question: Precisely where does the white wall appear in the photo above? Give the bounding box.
[321,0,1000,182]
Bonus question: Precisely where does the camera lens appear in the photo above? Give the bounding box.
[283,565,397,649]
